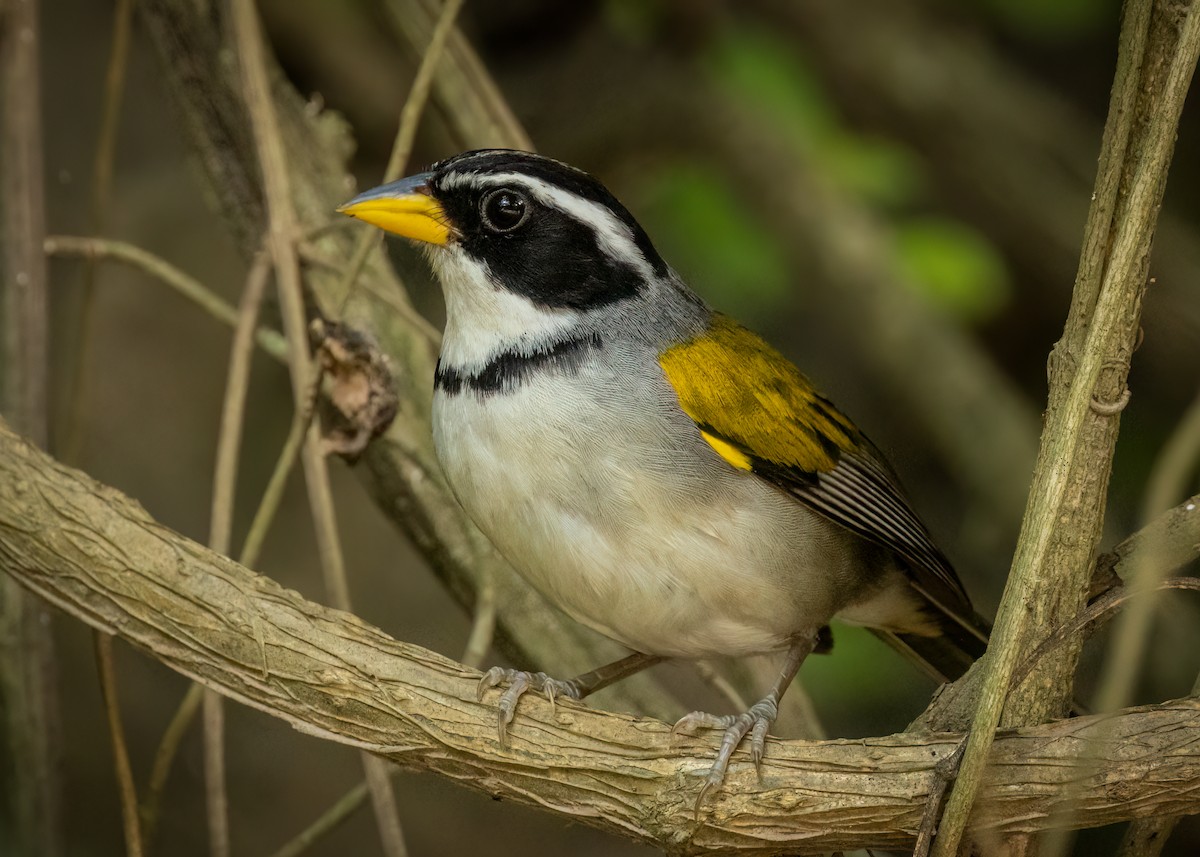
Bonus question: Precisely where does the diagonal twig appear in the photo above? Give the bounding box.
[44,235,289,360]
[335,0,465,322]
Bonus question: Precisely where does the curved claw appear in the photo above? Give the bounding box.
[672,710,734,740]
[749,716,771,775]
[495,673,532,745]
[475,667,584,745]
[680,698,781,810]
[476,666,507,702]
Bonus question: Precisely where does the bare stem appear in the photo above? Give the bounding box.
[336,0,465,317]
[139,681,203,852]
[62,0,136,464]
[210,245,274,555]
[44,236,289,361]
[201,689,229,857]
[136,246,274,855]
[94,633,145,857]
[230,2,408,853]
[267,771,396,857]
[460,567,496,670]
[239,365,322,569]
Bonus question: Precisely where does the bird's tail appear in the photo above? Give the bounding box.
[874,608,992,684]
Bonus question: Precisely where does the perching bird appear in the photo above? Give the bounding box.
[339,149,988,800]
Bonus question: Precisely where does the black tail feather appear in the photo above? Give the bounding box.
[874,610,991,684]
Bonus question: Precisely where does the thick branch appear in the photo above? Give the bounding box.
[1,421,1198,855]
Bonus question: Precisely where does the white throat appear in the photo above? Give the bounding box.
[431,245,581,372]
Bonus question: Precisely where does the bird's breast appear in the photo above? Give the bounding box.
[430,351,865,658]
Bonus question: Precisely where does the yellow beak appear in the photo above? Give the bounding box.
[336,172,452,245]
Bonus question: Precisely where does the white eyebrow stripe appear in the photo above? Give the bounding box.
[439,170,654,280]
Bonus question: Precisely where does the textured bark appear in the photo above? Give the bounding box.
[1,420,1199,855]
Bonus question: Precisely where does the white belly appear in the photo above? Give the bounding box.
[432,373,861,658]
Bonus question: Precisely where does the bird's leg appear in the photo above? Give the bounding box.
[477,652,664,745]
[674,631,818,806]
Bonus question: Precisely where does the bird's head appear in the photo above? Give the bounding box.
[338,149,670,312]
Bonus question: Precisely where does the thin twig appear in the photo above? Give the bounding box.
[267,776,382,857]
[238,367,323,569]
[1011,577,1200,693]
[913,738,967,857]
[62,0,136,464]
[44,236,289,361]
[137,248,282,854]
[460,567,496,669]
[299,243,437,337]
[381,0,533,151]
[73,18,141,856]
[201,688,229,857]
[139,681,204,851]
[693,661,750,713]
[210,245,273,555]
[199,241,277,857]
[94,633,145,857]
[335,0,465,324]
[1095,386,1200,714]
[363,759,408,857]
[230,2,408,854]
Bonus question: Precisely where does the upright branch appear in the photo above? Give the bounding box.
[0,0,62,853]
[932,2,1200,854]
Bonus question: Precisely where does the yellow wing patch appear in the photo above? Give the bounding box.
[699,430,753,470]
[660,314,859,475]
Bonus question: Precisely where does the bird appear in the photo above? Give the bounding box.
[338,149,989,801]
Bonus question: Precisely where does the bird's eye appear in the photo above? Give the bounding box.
[480,188,529,233]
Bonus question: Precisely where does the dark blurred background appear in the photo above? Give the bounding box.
[35,0,1200,854]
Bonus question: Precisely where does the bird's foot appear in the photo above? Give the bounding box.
[673,696,780,809]
[476,667,583,745]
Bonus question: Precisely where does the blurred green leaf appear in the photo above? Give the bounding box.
[708,27,925,208]
[979,0,1113,38]
[602,0,666,45]
[894,217,1011,321]
[707,27,836,146]
[633,161,791,316]
[824,131,925,208]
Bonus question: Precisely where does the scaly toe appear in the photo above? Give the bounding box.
[500,674,537,744]
[476,667,583,745]
[672,710,735,738]
[687,699,781,807]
